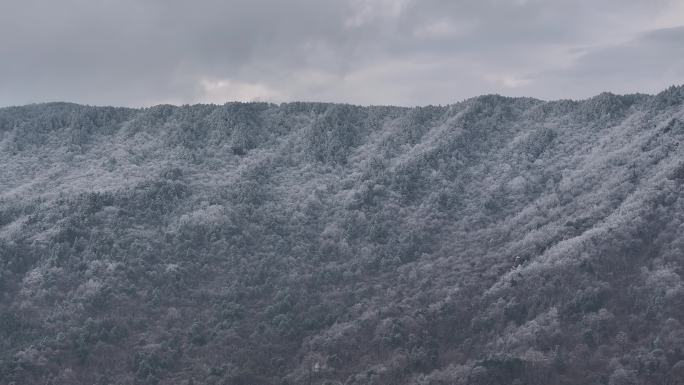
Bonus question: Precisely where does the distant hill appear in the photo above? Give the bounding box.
[1,87,684,385]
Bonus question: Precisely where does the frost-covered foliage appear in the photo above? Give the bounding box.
[1,87,684,384]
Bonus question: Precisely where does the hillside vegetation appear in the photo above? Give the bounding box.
[1,87,684,384]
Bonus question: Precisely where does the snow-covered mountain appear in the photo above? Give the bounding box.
[1,86,684,384]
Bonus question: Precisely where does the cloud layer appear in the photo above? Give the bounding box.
[1,0,682,107]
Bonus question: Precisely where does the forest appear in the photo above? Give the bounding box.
[1,86,684,384]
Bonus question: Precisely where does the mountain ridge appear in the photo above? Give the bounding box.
[1,86,684,384]
[3,83,682,114]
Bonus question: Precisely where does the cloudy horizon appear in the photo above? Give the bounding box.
[1,0,683,108]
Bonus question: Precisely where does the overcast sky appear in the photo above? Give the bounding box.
[1,0,683,107]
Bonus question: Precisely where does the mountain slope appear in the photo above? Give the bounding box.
[1,87,684,385]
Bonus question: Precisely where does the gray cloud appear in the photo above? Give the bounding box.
[0,0,682,107]
[522,26,684,99]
